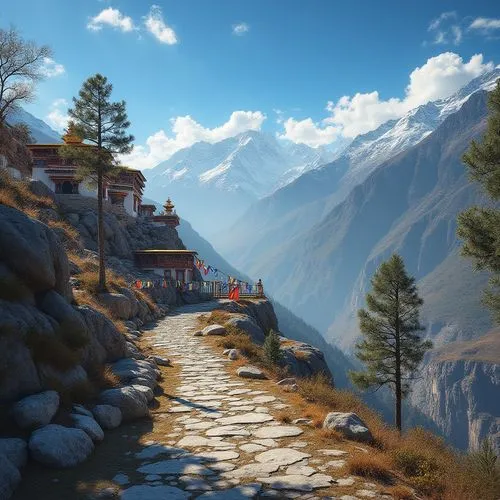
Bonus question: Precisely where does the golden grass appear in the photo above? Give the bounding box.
[385,485,414,499]
[47,219,80,248]
[293,350,310,361]
[347,451,394,484]
[87,364,121,391]
[197,304,500,499]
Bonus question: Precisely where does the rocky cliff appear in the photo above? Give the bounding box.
[212,299,332,380]
[411,329,500,453]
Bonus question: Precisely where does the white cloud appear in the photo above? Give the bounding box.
[426,11,462,46]
[87,7,135,32]
[46,99,69,132]
[144,5,178,44]
[278,118,340,147]
[280,52,493,144]
[232,23,250,36]
[428,11,456,31]
[122,110,266,170]
[469,17,500,31]
[40,57,65,78]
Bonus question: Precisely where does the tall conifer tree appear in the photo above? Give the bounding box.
[350,254,432,432]
[61,74,133,291]
[457,80,500,322]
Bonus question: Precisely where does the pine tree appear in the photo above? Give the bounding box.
[350,254,432,432]
[263,329,283,365]
[457,79,500,322]
[60,74,133,291]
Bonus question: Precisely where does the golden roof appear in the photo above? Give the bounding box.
[164,197,175,214]
[62,124,82,145]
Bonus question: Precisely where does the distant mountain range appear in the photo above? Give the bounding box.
[7,108,61,144]
[143,131,337,236]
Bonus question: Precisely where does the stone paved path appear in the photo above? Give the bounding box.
[118,302,391,500]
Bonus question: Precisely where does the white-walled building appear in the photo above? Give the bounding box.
[27,131,145,217]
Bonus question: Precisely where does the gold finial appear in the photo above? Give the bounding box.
[62,124,82,144]
[164,197,175,214]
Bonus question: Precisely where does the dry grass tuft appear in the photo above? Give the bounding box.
[275,410,292,423]
[347,451,394,484]
[87,364,121,391]
[198,310,232,328]
[385,485,414,499]
[293,350,310,361]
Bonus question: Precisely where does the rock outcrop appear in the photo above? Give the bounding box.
[216,299,332,380]
[411,356,500,453]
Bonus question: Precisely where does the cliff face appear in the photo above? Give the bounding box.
[411,357,500,453]
[216,299,333,380]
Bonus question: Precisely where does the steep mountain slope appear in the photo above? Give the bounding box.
[248,90,490,345]
[7,108,61,144]
[143,131,331,236]
[217,69,500,269]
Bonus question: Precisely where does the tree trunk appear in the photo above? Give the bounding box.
[97,167,106,291]
[395,287,402,432]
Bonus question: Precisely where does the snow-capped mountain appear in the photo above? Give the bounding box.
[342,67,500,187]
[344,68,500,185]
[145,130,328,200]
[143,130,334,234]
[7,108,61,144]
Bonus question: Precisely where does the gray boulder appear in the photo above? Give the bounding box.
[0,325,41,402]
[0,453,21,500]
[98,293,133,320]
[130,384,154,403]
[237,365,268,380]
[111,358,159,382]
[36,290,88,348]
[228,349,239,360]
[0,204,71,300]
[92,405,122,430]
[78,305,128,365]
[150,355,170,367]
[0,438,27,468]
[323,412,373,443]
[99,386,149,421]
[72,404,93,418]
[71,414,105,442]
[225,316,265,344]
[202,324,227,336]
[12,391,60,430]
[118,288,140,318]
[29,424,94,467]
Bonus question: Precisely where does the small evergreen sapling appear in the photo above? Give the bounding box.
[264,329,283,365]
[350,254,432,432]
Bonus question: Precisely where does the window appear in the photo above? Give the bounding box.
[34,160,47,168]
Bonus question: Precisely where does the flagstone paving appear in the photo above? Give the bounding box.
[11,301,395,500]
[104,301,395,499]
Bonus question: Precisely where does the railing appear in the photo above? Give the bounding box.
[132,279,264,299]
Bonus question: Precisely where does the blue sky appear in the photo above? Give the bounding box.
[1,0,499,168]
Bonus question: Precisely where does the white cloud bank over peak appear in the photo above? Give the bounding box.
[281,52,493,145]
[122,110,266,170]
[144,5,178,45]
[87,7,135,32]
[46,99,69,132]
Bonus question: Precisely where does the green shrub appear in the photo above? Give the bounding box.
[263,329,283,365]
